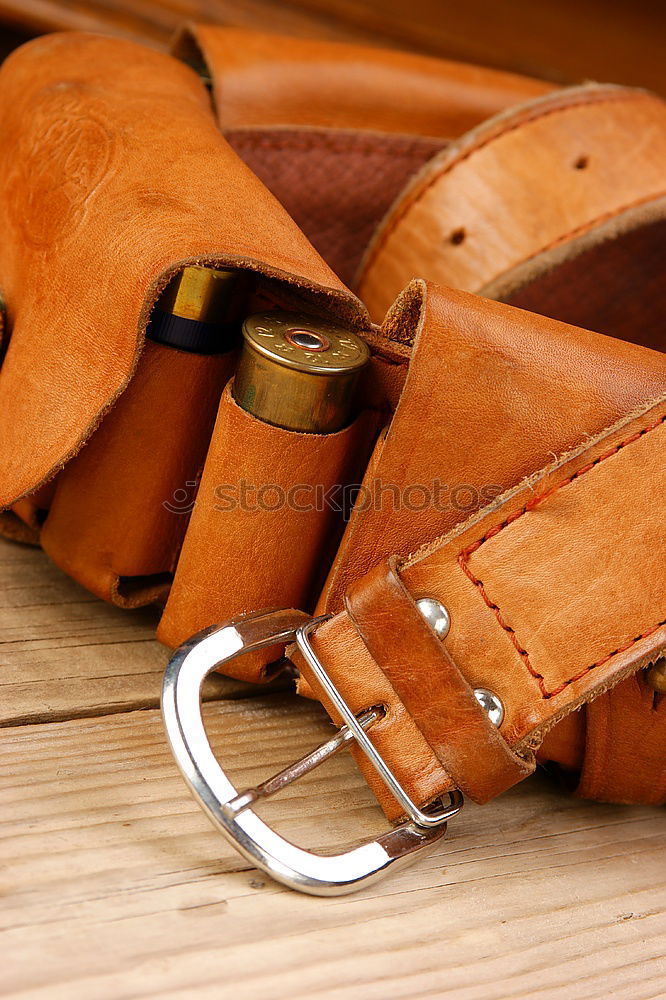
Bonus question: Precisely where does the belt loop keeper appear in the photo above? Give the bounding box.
[344,556,535,803]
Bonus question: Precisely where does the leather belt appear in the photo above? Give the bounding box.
[0,26,662,895]
[163,391,665,894]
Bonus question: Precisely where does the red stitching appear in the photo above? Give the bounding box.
[359,89,651,282]
[503,191,666,265]
[457,412,666,698]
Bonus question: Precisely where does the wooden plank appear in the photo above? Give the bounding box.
[0,539,263,726]
[1,700,664,999]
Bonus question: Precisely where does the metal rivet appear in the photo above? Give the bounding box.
[416,597,450,639]
[473,688,504,728]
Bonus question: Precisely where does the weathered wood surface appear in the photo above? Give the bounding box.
[0,540,260,727]
[0,535,665,998]
[0,3,663,994]
[0,0,665,95]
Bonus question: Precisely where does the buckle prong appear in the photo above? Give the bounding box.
[162,609,463,896]
[297,616,462,829]
[225,708,380,817]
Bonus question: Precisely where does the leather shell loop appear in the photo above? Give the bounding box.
[344,556,534,804]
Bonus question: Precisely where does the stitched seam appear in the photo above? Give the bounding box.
[457,412,666,698]
[360,90,653,281]
[505,190,666,268]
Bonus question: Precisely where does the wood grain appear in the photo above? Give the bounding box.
[1,701,665,999]
[0,540,262,727]
[0,536,664,998]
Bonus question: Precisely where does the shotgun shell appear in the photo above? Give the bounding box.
[147,265,246,354]
[233,311,370,433]
[646,661,666,693]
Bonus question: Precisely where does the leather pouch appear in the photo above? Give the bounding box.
[158,383,378,674]
[0,32,368,591]
[40,340,236,607]
[0,28,662,816]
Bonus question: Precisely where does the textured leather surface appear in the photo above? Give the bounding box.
[0,31,367,510]
[345,557,534,802]
[489,200,666,352]
[358,85,666,321]
[41,341,235,607]
[226,128,445,287]
[175,25,552,138]
[298,396,666,817]
[157,384,377,676]
[317,281,666,615]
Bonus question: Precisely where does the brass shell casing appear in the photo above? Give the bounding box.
[233,312,370,433]
[646,661,666,693]
[159,265,240,324]
[148,266,247,354]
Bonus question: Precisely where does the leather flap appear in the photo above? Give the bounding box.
[319,280,666,611]
[173,24,552,137]
[0,32,368,508]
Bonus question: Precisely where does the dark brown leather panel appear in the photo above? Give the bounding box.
[489,202,666,354]
[227,127,445,287]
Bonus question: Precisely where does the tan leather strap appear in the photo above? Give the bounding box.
[297,394,666,816]
[174,24,552,139]
[357,84,666,322]
[345,557,534,802]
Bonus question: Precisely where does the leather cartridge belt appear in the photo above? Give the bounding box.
[0,27,663,894]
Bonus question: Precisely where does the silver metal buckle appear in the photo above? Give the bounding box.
[161,609,463,896]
